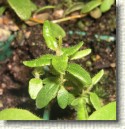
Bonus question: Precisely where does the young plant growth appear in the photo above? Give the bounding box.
[0,20,116,120]
[23,20,116,120]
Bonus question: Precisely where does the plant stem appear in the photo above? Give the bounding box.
[56,36,62,56]
[76,99,88,120]
[29,14,87,24]
[58,36,62,49]
[43,105,50,120]
[52,14,87,23]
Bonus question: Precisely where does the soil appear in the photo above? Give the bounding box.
[0,0,116,120]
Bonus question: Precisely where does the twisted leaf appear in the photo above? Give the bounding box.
[43,20,65,50]
[90,93,101,110]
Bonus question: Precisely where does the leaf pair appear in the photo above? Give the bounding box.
[43,20,66,51]
[62,41,91,60]
[23,54,68,74]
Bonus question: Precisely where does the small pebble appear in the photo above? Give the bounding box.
[96,55,101,60]
[0,101,3,108]
[53,9,64,18]
[1,83,6,88]
[0,88,3,95]
[110,63,116,68]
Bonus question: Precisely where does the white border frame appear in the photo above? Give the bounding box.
[0,0,124,128]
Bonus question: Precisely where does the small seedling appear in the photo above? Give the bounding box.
[22,20,116,120]
[0,20,116,120]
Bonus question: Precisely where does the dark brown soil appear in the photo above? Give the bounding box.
[0,0,116,120]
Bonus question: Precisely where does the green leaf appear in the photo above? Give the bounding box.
[23,54,53,67]
[52,55,68,74]
[0,108,41,120]
[70,49,91,60]
[43,77,59,85]
[0,6,6,16]
[43,20,65,50]
[88,101,116,120]
[100,0,115,13]
[90,93,101,110]
[36,82,60,108]
[64,2,85,16]
[29,78,43,99]
[92,69,104,85]
[67,63,92,86]
[57,87,69,109]
[49,21,66,39]
[81,0,102,13]
[8,0,37,20]
[71,98,81,107]
[68,93,75,105]
[62,41,83,56]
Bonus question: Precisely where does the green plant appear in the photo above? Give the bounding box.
[64,0,115,19]
[0,20,116,120]
[22,20,116,120]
